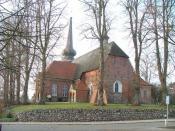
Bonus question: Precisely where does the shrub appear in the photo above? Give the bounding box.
[6,111,13,118]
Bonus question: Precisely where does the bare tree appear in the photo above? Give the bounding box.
[1,17,22,106]
[148,0,175,103]
[0,0,36,105]
[0,0,64,105]
[80,0,112,106]
[36,0,66,104]
[122,0,149,105]
[22,0,38,104]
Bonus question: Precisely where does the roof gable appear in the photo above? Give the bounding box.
[109,42,129,58]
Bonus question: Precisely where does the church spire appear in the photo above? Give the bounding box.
[62,17,76,61]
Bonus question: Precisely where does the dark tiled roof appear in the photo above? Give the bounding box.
[46,61,77,80]
[109,42,129,57]
[73,42,129,79]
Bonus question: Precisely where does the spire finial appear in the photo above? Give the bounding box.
[62,17,76,61]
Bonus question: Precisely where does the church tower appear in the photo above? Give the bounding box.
[62,17,76,61]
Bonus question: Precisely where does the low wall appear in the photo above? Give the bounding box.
[16,109,175,122]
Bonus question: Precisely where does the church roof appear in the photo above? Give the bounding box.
[46,61,77,80]
[73,42,129,79]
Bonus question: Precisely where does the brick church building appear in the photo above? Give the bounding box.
[35,18,152,104]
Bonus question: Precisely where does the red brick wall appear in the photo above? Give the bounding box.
[76,77,89,102]
[104,55,134,103]
[76,55,135,104]
[140,86,152,103]
[75,55,152,104]
[76,70,99,103]
[41,55,152,104]
[44,78,72,101]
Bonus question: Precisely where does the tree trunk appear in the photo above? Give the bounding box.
[9,41,15,105]
[3,71,9,107]
[23,72,30,104]
[126,0,142,105]
[160,76,167,103]
[97,40,105,106]
[16,51,21,104]
[133,59,140,105]
[9,72,15,105]
[22,43,29,104]
[39,55,46,104]
[16,71,21,104]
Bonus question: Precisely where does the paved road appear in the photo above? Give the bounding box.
[1,120,175,131]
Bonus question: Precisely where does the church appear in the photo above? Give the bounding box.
[35,18,152,104]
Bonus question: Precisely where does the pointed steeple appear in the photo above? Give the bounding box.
[62,17,76,61]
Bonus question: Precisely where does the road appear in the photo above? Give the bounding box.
[1,120,175,131]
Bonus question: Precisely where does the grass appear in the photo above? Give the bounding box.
[0,112,16,122]
[8,102,174,114]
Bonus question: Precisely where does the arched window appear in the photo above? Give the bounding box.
[114,82,119,93]
[51,83,57,96]
[113,80,122,93]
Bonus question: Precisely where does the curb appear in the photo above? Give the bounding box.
[1,119,175,125]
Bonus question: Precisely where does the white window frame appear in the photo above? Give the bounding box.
[113,80,122,93]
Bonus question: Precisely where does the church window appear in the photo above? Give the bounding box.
[144,90,147,98]
[114,83,119,93]
[113,80,122,93]
[51,83,57,96]
[63,86,68,97]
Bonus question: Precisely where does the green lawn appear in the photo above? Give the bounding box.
[8,102,174,113]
